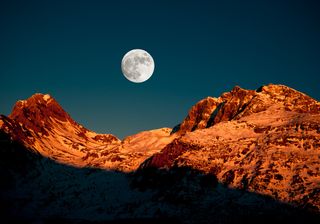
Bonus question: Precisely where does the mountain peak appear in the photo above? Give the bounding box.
[174,84,320,134]
[10,93,70,125]
[1,84,320,220]
[5,93,79,141]
[29,93,52,102]
[140,84,320,214]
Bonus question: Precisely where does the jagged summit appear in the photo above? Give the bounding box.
[10,93,69,123]
[173,84,320,134]
[0,93,175,171]
[140,83,320,211]
[1,93,122,168]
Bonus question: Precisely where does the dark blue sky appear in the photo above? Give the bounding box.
[1,0,319,138]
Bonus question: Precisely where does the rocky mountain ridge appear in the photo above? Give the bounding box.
[0,93,176,171]
[173,84,320,134]
[142,108,320,210]
[142,84,320,211]
[0,84,319,222]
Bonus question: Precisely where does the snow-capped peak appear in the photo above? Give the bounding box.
[43,94,51,101]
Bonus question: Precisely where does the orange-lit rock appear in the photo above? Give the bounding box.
[0,93,176,171]
[141,84,320,211]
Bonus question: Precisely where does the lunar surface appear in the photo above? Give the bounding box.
[121,49,155,83]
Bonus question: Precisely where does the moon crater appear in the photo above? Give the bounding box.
[121,49,155,83]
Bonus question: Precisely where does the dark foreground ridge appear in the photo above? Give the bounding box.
[1,84,320,223]
[0,130,319,224]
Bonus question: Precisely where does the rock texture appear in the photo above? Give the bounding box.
[0,84,319,223]
[0,93,176,172]
[173,85,320,134]
[141,84,320,212]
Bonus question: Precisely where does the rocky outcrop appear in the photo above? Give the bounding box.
[172,97,221,134]
[173,84,320,134]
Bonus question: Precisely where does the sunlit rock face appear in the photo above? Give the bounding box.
[0,84,319,222]
[142,84,320,212]
[0,93,175,171]
[173,84,320,134]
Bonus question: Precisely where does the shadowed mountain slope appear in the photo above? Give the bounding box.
[0,130,319,223]
[0,84,319,223]
[142,84,320,212]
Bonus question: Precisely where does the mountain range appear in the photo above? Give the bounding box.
[0,84,319,223]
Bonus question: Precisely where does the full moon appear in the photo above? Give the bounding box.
[121,49,155,83]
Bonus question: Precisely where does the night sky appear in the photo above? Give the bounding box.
[1,0,319,138]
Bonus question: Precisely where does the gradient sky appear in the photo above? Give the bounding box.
[1,0,319,138]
